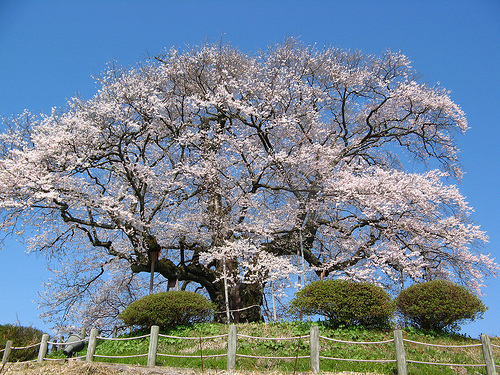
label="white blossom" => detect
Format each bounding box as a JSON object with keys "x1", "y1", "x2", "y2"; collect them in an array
[{"x1": 0, "y1": 39, "x2": 496, "y2": 331}]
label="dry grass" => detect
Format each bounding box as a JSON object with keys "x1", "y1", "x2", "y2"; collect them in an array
[
  {"x1": 0, "y1": 361, "x2": 382, "y2": 375},
  {"x1": 1, "y1": 361, "x2": 197, "y2": 375}
]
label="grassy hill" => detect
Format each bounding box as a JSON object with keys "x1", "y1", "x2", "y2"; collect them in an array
[{"x1": 41, "y1": 322, "x2": 499, "y2": 375}]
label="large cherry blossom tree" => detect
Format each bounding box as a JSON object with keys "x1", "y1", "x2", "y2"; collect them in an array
[{"x1": 0, "y1": 39, "x2": 496, "y2": 330}]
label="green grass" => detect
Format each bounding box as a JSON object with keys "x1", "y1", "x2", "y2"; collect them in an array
[{"x1": 44, "y1": 322, "x2": 499, "y2": 375}]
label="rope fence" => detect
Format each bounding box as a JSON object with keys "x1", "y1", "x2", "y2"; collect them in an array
[
  {"x1": 403, "y1": 338, "x2": 482, "y2": 348},
  {"x1": 402, "y1": 339, "x2": 486, "y2": 369},
  {"x1": 320, "y1": 335, "x2": 394, "y2": 345},
  {"x1": 9, "y1": 343, "x2": 40, "y2": 350},
  {"x1": 401, "y1": 335, "x2": 499, "y2": 374},
  {"x1": 97, "y1": 334, "x2": 150, "y2": 341},
  {"x1": 319, "y1": 356, "x2": 397, "y2": 363},
  {"x1": 405, "y1": 359, "x2": 485, "y2": 367},
  {"x1": 318, "y1": 333, "x2": 397, "y2": 367},
  {"x1": 1, "y1": 326, "x2": 498, "y2": 375},
  {"x1": 237, "y1": 333, "x2": 306, "y2": 341}
]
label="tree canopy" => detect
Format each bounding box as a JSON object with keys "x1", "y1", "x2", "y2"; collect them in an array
[{"x1": 0, "y1": 39, "x2": 496, "y2": 331}]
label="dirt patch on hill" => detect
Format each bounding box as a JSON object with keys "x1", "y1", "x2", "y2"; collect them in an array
[
  {"x1": 0, "y1": 361, "x2": 382, "y2": 375},
  {"x1": 1, "y1": 361, "x2": 197, "y2": 375}
]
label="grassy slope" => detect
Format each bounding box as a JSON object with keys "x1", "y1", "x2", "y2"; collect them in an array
[{"x1": 44, "y1": 322, "x2": 499, "y2": 375}]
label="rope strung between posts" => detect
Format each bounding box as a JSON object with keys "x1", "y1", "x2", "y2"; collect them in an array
[
  {"x1": 402, "y1": 337, "x2": 487, "y2": 368},
  {"x1": 237, "y1": 353, "x2": 309, "y2": 360},
  {"x1": 237, "y1": 333, "x2": 307, "y2": 341},
  {"x1": 157, "y1": 353, "x2": 227, "y2": 358},
  {"x1": 93, "y1": 353, "x2": 148, "y2": 359},
  {"x1": 47, "y1": 338, "x2": 89, "y2": 345},
  {"x1": 212, "y1": 303, "x2": 263, "y2": 322},
  {"x1": 319, "y1": 355, "x2": 397, "y2": 363},
  {"x1": 213, "y1": 304, "x2": 262, "y2": 314},
  {"x1": 319, "y1": 335, "x2": 393, "y2": 345},
  {"x1": 43, "y1": 357, "x2": 67, "y2": 361},
  {"x1": 158, "y1": 333, "x2": 228, "y2": 340},
  {"x1": 44, "y1": 355, "x2": 86, "y2": 360},
  {"x1": 406, "y1": 359, "x2": 486, "y2": 367},
  {"x1": 97, "y1": 333, "x2": 150, "y2": 341},
  {"x1": 403, "y1": 339, "x2": 482, "y2": 348},
  {"x1": 9, "y1": 343, "x2": 40, "y2": 350}
]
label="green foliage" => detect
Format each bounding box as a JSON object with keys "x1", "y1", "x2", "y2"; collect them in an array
[
  {"x1": 119, "y1": 291, "x2": 214, "y2": 329},
  {"x1": 396, "y1": 280, "x2": 487, "y2": 332},
  {"x1": 0, "y1": 324, "x2": 44, "y2": 362},
  {"x1": 290, "y1": 280, "x2": 395, "y2": 328},
  {"x1": 73, "y1": 322, "x2": 490, "y2": 375}
]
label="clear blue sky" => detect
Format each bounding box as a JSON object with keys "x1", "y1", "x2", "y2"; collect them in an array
[{"x1": 0, "y1": 0, "x2": 499, "y2": 338}]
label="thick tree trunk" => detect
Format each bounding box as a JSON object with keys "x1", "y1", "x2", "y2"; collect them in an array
[
  {"x1": 132, "y1": 257, "x2": 265, "y2": 323},
  {"x1": 211, "y1": 282, "x2": 264, "y2": 323},
  {"x1": 232, "y1": 282, "x2": 265, "y2": 323}
]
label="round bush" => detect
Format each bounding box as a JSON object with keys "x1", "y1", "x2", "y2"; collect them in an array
[
  {"x1": 396, "y1": 280, "x2": 487, "y2": 332},
  {"x1": 290, "y1": 279, "x2": 395, "y2": 328},
  {"x1": 119, "y1": 291, "x2": 214, "y2": 328}
]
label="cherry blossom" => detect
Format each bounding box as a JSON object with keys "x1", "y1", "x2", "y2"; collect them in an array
[{"x1": 0, "y1": 39, "x2": 496, "y2": 331}]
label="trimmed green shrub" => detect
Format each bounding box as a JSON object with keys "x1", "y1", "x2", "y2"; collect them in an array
[
  {"x1": 290, "y1": 279, "x2": 395, "y2": 328},
  {"x1": 0, "y1": 324, "x2": 44, "y2": 362},
  {"x1": 119, "y1": 291, "x2": 214, "y2": 328},
  {"x1": 396, "y1": 280, "x2": 487, "y2": 332}
]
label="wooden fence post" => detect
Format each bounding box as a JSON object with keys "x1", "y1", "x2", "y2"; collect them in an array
[
  {"x1": 227, "y1": 324, "x2": 237, "y2": 371},
  {"x1": 1, "y1": 340, "x2": 12, "y2": 364},
  {"x1": 58, "y1": 336, "x2": 65, "y2": 353},
  {"x1": 147, "y1": 325, "x2": 159, "y2": 367},
  {"x1": 393, "y1": 330, "x2": 407, "y2": 375},
  {"x1": 86, "y1": 328, "x2": 99, "y2": 362},
  {"x1": 481, "y1": 334, "x2": 497, "y2": 375},
  {"x1": 37, "y1": 333, "x2": 49, "y2": 363},
  {"x1": 310, "y1": 325, "x2": 320, "y2": 373}
]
